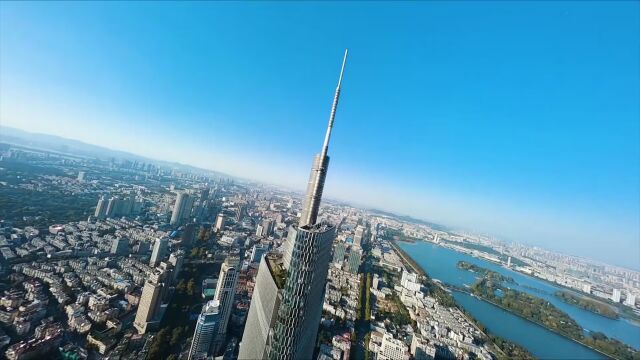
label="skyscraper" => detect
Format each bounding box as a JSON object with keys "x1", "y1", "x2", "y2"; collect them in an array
[
  {"x1": 171, "y1": 191, "x2": 194, "y2": 225},
  {"x1": 215, "y1": 214, "x2": 226, "y2": 232},
  {"x1": 110, "y1": 237, "x2": 129, "y2": 256},
  {"x1": 353, "y1": 225, "x2": 365, "y2": 247},
  {"x1": 134, "y1": 272, "x2": 164, "y2": 334},
  {"x1": 105, "y1": 196, "x2": 119, "y2": 218},
  {"x1": 168, "y1": 250, "x2": 185, "y2": 284},
  {"x1": 150, "y1": 237, "x2": 169, "y2": 267},
  {"x1": 212, "y1": 256, "x2": 240, "y2": 354},
  {"x1": 240, "y1": 50, "x2": 348, "y2": 360},
  {"x1": 261, "y1": 219, "x2": 274, "y2": 237},
  {"x1": 347, "y1": 247, "x2": 362, "y2": 274},
  {"x1": 94, "y1": 196, "x2": 108, "y2": 219},
  {"x1": 188, "y1": 300, "x2": 221, "y2": 360},
  {"x1": 333, "y1": 242, "x2": 347, "y2": 265}
]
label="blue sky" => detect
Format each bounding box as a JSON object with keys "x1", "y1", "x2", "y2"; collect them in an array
[{"x1": 1, "y1": 2, "x2": 638, "y2": 269}]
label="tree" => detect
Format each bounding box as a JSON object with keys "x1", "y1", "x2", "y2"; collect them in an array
[
  {"x1": 197, "y1": 227, "x2": 210, "y2": 242},
  {"x1": 187, "y1": 278, "x2": 196, "y2": 296},
  {"x1": 170, "y1": 327, "x2": 183, "y2": 347},
  {"x1": 148, "y1": 327, "x2": 170, "y2": 359},
  {"x1": 176, "y1": 279, "x2": 186, "y2": 294}
]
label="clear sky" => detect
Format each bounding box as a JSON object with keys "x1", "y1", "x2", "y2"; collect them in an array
[{"x1": 1, "y1": 1, "x2": 639, "y2": 269}]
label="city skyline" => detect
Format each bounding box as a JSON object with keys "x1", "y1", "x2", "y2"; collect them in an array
[{"x1": 1, "y1": 1, "x2": 638, "y2": 269}]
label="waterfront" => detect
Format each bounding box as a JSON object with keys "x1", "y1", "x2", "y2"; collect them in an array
[{"x1": 399, "y1": 241, "x2": 640, "y2": 358}]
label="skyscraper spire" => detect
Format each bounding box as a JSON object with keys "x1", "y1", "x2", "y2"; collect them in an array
[
  {"x1": 300, "y1": 49, "x2": 348, "y2": 227},
  {"x1": 321, "y1": 48, "x2": 348, "y2": 158},
  {"x1": 239, "y1": 51, "x2": 348, "y2": 360}
]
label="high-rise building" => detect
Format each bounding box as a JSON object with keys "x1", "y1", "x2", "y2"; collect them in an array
[
  {"x1": 110, "y1": 237, "x2": 129, "y2": 256},
  {"x1": 238, "y1": 255, "x2": 283, "y2": 360},
  {"x1": 250, "y1": 244, "x2": 269, "y2": 264},
  {"x1": 215, "y1": 214, "x2": 226, "y2": 232},
  {"x1": 612, "y1": 288, "x2": 622, "y2": 303},
  {"x1": 188, "y1": 300, "x2": 221, "y2": 360},
  {"x1": 94, "y1": 196, "x2": 108, "y2": 219},
  {"x1": 136, "y1": 241, "x2": 151, "y2": 255},
  {"x1": 261, "y1": 219, "x2": 274, "y2": 237},
  {"x1": 212, "y1": 256, "x2": 240, "y2": 353},
  {"x1": 77, "y1": 171, "x2": 86, "y2": 182},
  {"x1": 102, "y1": 195, "x2": 139, "y2": 219},
  {"x1": 353, "y1": 225, "x2": 365, "y2": 247},
  {"x1": 105, "y1": 196, "x2": 119, "y2": 218},
  {"x1": 150, "y1": 237, "x2": 169, "y2": 267},
  {"x1": 200, "y1": 187, "x2": 210, "y2": 202},
  {"x1": 235, "y1": 205, "x2": 246, "y2": 222},
  {"x1": 134, "y1": 273, "x2": 164, "y2": 334},
  {"x1": 347, "y1": 248, "x2": 362, "y2": 274},
  {"x1": 333, "y1": 242, "x2": 347, "y2": 265},
  {"x1": 240, "y1": 50, "x2": 348, "y2": 360},
  {"x1": 171, "y1": 192, "x2": 194, "y2": 225},
  {"x1": 181, "y1": 223, "x2": 197, "y2": 247},
  {"x1": 624, "y1": 293, "x2": 636, "y2": 307},
  {"x1": 168, "y1": 250, "x2": 185, "y2": 284},
  {"x1": 380, "y1": 333, "x2": 410, "y2": 360},
  {"x1": 256, "y1": 224, "x2": 265, "y2": 237}
]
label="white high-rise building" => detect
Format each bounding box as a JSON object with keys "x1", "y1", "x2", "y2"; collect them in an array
[
  {"x1": 77, "y1": 171, "x2": 86, "y2": 181},
  {"x1": 188, "y1": 300, "x2": 221, "y2": 360},
  {"x1": 624, "y1": 293, "x2": 636, "y2": 307},
  {"x1": 94, "y1": 196, "x2": 108, "y2": 219},
  {"x1": 612, "y1": 288, "x2": 622, "y2": 303},
  {"x1": 214, "y1": 214, "x2": 226, "y2": 232},
  {"x1": 212, "y1": 256, "x2": 240, "y2": 353},
  {"x1": 379, "y1": 333, "x2": 410, "y2": 360},
  {"x1": 401, "y1": 270, "x2": 421, "y2": 292},
  {"x1": 353, "y1": 225, "x2": 365, "y2": 247}
]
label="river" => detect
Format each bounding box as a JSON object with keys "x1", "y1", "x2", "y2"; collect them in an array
[{"x1": 398, "y1": 241, "x2": 640, "y2": 359}]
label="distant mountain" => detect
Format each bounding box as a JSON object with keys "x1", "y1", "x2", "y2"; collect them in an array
[
  {"x1": 0, "y1": 125, "x2": 231, "y2": 178},
  {"x1": 367, "y1": 207, "x2": 449, "y2": 231}
]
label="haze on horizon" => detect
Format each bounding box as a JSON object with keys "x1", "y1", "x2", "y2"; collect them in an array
[{"x1": 0, "y1": 1, "x2": 638, "y2": 269}]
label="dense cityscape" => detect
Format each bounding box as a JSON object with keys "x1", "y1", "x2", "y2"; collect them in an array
[
  {"x1": 1, "y1": 125, "x2": 639, "y2": 360},
  {"x1": 0, "y1": 1, "x2": 639, "y2": 358},
  {"x1": 0, "y1": 48, "x2": 639, "y2": 359}
]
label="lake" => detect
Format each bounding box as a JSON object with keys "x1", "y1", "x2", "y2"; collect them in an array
[{"x1": 399, "y1": 241, "x2": 640, "y2": 358}]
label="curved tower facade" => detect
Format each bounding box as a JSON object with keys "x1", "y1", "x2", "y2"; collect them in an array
[{"x1": 240, "y1": 49, "x2": 348, "y2": 360}]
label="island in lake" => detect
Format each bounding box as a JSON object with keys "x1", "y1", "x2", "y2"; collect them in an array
[
  {"x1": 555, "y1": 290, "x2": 619, "y2": 320},
  {"x1": 457, "y1": 261, "x2": 639, "y2": 360}
]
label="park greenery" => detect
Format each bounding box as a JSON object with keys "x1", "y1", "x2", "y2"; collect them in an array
[
  {"x1": 147, "y1": 253, "x2": 220, "y2": 359},
  {"x1": 555, "y1": 290, "x2": 619, "y2": 319},
  {"x1": 469, "y1": 273, "x2": 639, "y2": 360},
  {"x1": 377, "y1": 293, "x2": 413, "y2": 327},
  {"x1": 457, "y1": 261, "x2": 514, "y2": 283}
]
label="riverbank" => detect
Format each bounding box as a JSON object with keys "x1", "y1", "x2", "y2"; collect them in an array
[
  {"x1": 555, "y1": 290, "x2": 619, "y2": 320},
  {"x1": 421, "y1": 239, "x2": 640, "y2": 326},
  {"x1": 389, "y1": 240, "x2": 425, "y2": 276},
  {"x1": 456, "y1": 286, "x2": 615, "y2": 360},
  {"x1": 390, "y1": 240, "x2": 535, "y2": 359},
  {"x1": 456, "y1": 263, "x2": 638, "y2": 360}
]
